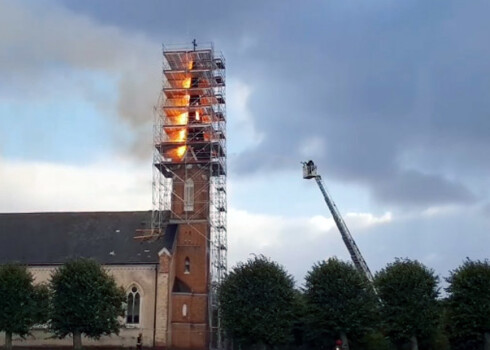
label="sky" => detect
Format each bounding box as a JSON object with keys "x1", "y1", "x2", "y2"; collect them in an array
[{"x1": 1, "y1": 0, "x2": 490, "y2": 288}]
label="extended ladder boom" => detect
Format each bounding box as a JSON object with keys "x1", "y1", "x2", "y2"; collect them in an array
[
  {"x1": 314, "y1": 176, "x2": 374, "y2": 283},
  {"x1": 303, "y1": 161, "x2": 374, "y2": 284}
]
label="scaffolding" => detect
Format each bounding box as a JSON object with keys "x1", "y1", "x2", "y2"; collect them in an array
[{"x1": 151, "y1": 42, "x2": 227, "y2": 349}]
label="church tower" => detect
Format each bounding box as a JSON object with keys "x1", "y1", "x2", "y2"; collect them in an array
[{"x1": 152, "y1": 42, "x2": 227, "y2": 349}]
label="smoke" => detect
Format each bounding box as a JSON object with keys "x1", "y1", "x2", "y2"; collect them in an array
[
  {"x1": 116, "y1": 68, "x2": 161, "y2": 158},
  {"x1": 0, "y1": 0, "x2": 161, "y2": 159}
]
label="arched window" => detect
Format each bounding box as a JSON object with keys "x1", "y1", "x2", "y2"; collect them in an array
[
  {"x1": 182, "y1": 304, "x2": 188, "y2": 317},
  {"x1": 184, "y1": 178, "x2": 194, "y2": 212},
  {"x1": 184, "y1": 257, "x2": 191, "y2": 274},
  {"x1": 127, "y1": 286, "x2": 140, "y2": 324}
]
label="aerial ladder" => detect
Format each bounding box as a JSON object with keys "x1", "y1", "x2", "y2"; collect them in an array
[{"x1": 303, "y1": 160, "x2": 375, "y2": 284}]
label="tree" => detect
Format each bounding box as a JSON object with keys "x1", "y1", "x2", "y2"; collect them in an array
[
  {"x1": 32, "y1": 283, "x2": 51, "y2": 326},
  {"x1": 445, "y1": 259, "x2": 490, "y2": 350},
  {"x1": 291, "y1": 289, "x2": 307, "y2": 347},
  {"x1": 218, "y1": 255, "x2": 296, "y2": 349},
  {"x1": 303, "y1": 258, "x2": 379, "y2": 349},
  {"x1": 375, "y1": 258, "x2": 440, "y2": 350},
  {"x1": 0, "y1": 264, "x2": 48, "y2": 350},
  {"x1": 50, "y1": 259, "x2": 126, "y2": 350}
]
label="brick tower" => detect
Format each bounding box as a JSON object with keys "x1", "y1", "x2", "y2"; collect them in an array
[{"x1": 152, "y1": 42, "x2": 227, "y2": 349}]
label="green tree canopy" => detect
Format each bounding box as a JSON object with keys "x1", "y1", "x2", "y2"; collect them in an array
[
  {"x1": 0, "y1": 264, "x2": 48, "y2": 350},
  {"x1": 375, "y1": 258, "x2": 440, "y2": 349},
  {"x1": 291, "y1": 289, "x2": 307, "y2": 347},
  {"x1": 303, "y1": 258, "x2": 379, "y2": 349},
  {"x1": 32, "y1": 283, "x2": 50, "y2": 326},
  {"x1": 445, "y1": 259, "x2": 490, "y2": 350},
  {"x1": 218, "y1": 255, "x2": 296, "y2": 349},
  {"x1": 50, "y1": 259, "x2": 126, "y2": 350}
]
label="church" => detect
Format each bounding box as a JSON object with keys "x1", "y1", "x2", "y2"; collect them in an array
[
  {"x1": 0, "y1": 44, "x2": 228, "y2": 350},
  {"x1": 0, "y1": 210, "x2": 203, "y2": 349}
]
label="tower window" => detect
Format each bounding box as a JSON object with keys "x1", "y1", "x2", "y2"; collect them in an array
[
  {"x1": 127, "y1": 286, "x2": 141, "y2": 325},
  {"x1": 182, "y1": 304, "x2": 188, "y2": 317},
  {"x1": 184, "y1": 257, "x2": 191, "y2": 274},
  {"x1": 184, "y1": 178, "x2": 194, "y2": 212}
]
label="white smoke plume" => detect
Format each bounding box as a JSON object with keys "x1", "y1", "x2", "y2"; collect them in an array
[{"x1": 0, "y1": 0, "x2": 161, "y2": 158}]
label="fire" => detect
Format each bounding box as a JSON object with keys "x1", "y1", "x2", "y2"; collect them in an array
[
  {"x1": 195, "y1": 111, "x2": 200, "y2": 121},
  {"x1": 177, "y1": 128, "x2": 187, "y2": 142},
  {"x1": 176, "y1": 112, "x2": 188, "y2": 125},
  {"x1": 174, "y1": 95, "x2": 190, "y2": 107},
  {"x1": 165, "y1": 128, "x2": 187, "y2": 142},
  {"x1": 162, "y1": 60, "x2": 193, "y2": 162},
  {"x1": 177, "y1": 145, "x2": 187, "y2": 157},
  {"x1": 165, "y1": 145, "x2": 187, "y2": 161}
]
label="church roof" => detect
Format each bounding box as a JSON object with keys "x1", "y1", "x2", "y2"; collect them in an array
[{"x1": 0, "y1": 211, "x2": 177, "y2": 265}]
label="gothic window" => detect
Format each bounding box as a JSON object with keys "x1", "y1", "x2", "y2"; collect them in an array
[
  {"x1": 182, "y1": 303, "x2": 188, "y2": 317},
  {"x1": 127, "y1": 286, "x2": 140, "y2": 325},
  {"x1": 184, "y1": 257, "x2": 191, "y2": 274},
  {"x1": 184, "y1": 178, "x2": 194, "y2": 212}
]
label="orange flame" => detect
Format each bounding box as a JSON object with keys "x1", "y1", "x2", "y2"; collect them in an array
[
  {"x1": 177, "y1": 128, "x2": 187, "y2": 142},
  {"x1": 173, "y1": 95, "x2": 190, "y2": 107},
  {"x1": 165, "y1": 128, "x2": 187, "y2": 142},
  {"x1": 187, "y1": 60, "x2": 193, "y2": 70},
  {"x1": 164, "y1": 71, "x2": 191, "y2": 162},
  {"x1": 176, "y1": 112, "x2": 188, "y2": 125},
  {"x1": 177, "y1": 145, "x2": 187, "y2": 157},
  {"x1": 165, "y1": 145, "x2": 187, "y2": 161}
]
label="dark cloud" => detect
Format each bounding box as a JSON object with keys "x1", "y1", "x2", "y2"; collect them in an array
[
  {"x1": 374, "y1": 170, "x2": 475, "y2": 206},
  {"x1": 8, "y1": 0, "x2": 490, "y2": 206}
]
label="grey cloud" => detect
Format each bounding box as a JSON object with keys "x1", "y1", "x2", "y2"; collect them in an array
[
  {"x1": 374, "y1": 170, "x2": 476, "y2": 206},
  {"x1": 480, "y1": 203, "x2": 490, "y2": 218},
  {"x1": 8, "y1": 0, "x2": 490, "y2": 206},
  {"x1": 225, "y1": 0, "x2": 489, "y2": 207}
]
